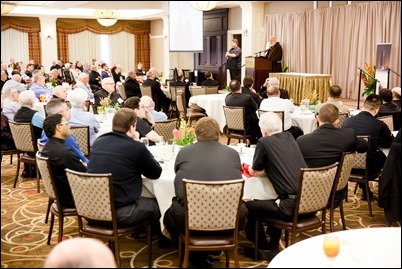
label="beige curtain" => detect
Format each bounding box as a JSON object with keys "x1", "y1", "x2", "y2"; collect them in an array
[{"x1": 265, "y1": 1, "x2": 401, "y2": 99}]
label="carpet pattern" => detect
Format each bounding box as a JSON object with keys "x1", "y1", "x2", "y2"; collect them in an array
[{"x1": 1, "y1": 154, "x2": 395, "y2": 268}]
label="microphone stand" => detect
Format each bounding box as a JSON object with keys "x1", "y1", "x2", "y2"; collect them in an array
[{"x1": 357, "y1": 67, "x2": 380, "y2": 109}]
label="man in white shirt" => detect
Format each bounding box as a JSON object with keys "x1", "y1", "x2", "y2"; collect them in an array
[{"x1": 140, "y1": 95, "x2": 168, "y2": 122}]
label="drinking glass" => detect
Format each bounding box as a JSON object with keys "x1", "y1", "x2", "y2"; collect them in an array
[
  {"x1": 238, "y1": 142, "x2": 246, "y2": 154},
  {"x1": 323, "y1": 234, "x2": 340, "y2": 267},
  {"x1": 140, "y1": 137, "x2": 149, "y2": 147},
  {"x1": 156, "y1": 136, "x2": 165, "y2": 147}
]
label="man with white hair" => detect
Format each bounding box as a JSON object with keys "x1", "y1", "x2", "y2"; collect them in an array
[
  {"x1": 29, "y1": 74, "x2": 52, "y2": 98},
  {"x1": 63, "y1": 62, "x2": 75, "y2": 85},
  {"x1": 74, "y1": 73, "x2": 94, "y2": 100},
  {"x1": 3, "y1": 74, "x2": 26, "y2": 93},
  {"x1": 14, "y1": 90, "x2": 45, "y2": 178},
  {"x1": 140, "y1": 95, "x2": 167, "y2": 122},
  {"x1": 93, "y1": 77, "x2": 123, "y2": 112},
  {"x1": 1, "y1": 87, "x2": 21, "y2": 121},
  {"x1": 69, "y1": 88, "x2": 99, "y2": 146},
  {"x1": 259, "y1": 77, "x2": 289, "y2": 99},
  {"x1": 44, "y1": 238, "x2": 117, "y2": 268},
  {"x1": 244, "y1": 112, "x2": 307, "y2": 261},
  {"x1": 52, "y1": 85, "x2": 68, "y2": 101}
]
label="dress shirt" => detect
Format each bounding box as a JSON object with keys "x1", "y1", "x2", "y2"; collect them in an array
[
  {"x1": 69, "y1": 107, "x2": 100, "y2": 146},
  {"x1": 2, "y1": 98, "x2": 21, "y2": 121},
  {"x1": 74, "y1": 81, "x2": 94, "y2": 100},
  {"x1": 29, "y1": 83, "x2": 53, "y2": 98},
  {"x1": 149, "y1": 108, "x2": 168, "y2": 122},
  {"x1": 260, "y1": 97, "x2": 295, "y2": 130},
  {"x1": 3, "y1": 79, "x2": 26, "y2": 93}
]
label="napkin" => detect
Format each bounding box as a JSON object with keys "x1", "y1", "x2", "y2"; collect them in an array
[{"x1": 241, "y1": 163, "x2": 252, "y2": 178}]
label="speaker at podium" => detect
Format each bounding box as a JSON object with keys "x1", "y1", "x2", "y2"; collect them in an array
[{"x1": 245, "y1": 56, "x2": 272, "y2": 92}]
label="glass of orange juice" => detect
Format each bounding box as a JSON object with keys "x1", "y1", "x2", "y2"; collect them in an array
[{"x1": 323, "y1": 234, "x2": 340, "y2": 267}]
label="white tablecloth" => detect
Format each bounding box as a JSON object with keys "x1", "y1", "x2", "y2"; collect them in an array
[
  {"x1": 188, "y1": 93, "x2": 228, "y2": 132},
  {"x1": 290, "y1": 108, "x2": 317, "y2": 134},
  {"x1": 141, "y1": 144, "x2": 277, "y2": 232},
  {"x1": 268, "y1": 227, "x2": 401, "y2": 268}
]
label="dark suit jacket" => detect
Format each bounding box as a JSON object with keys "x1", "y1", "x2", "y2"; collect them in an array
[
  {"x1": 93, "y1": 88, "x2": 122, "y2": 111},
  {"x1": 259, "y1": 86, "x2": 289, "y2": 99},
  {"x1": 242, "y1": 86, "x2": 262, "y2": 106},
  {"x1": 266, "y1": 42, "x2": 283, "y2": 72},
  {"x1": 142, "y1": 78, "x2": 169, "y2": 111},
  {"x1": 342, "y1": 111, "x2": 394, "y2": 176},
  {"x1": 124, "y1": 77, "x2": 141, "y2": 98},
  {"x1": 297, "y1": 124, "x2": 368, "y2": 168},
  {"x1": 201, "y1": 79, "x2": 219, "y2": 87},
  {"x1": 225, "y1": 92, "x2": 260, "y2": 140}
]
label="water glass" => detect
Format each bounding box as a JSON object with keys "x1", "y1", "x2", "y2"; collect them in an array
[
  {"x1": 238, "y1": 142, "x2": 246, "y2": 154},
  {"x1": 140, "y1": 137, "x2": 149, "y2": 147}
]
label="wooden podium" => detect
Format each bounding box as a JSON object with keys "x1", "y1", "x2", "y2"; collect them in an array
[{"x1": 245, "y1": 56, "x2": 272, "y2": 92}]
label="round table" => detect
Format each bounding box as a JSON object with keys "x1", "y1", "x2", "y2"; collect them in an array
[{"x1": 268, "y1": 227, "x2": 401, "y2": 268}]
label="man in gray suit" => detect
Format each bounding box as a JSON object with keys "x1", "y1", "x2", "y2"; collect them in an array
[{"x1": 163, "y1": 117, "x2": 248, "y2": 268}]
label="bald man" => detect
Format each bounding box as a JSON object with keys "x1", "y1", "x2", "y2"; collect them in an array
[
  {"x1": 265, "y1": 35, "x2": 283, "y2": 72},
  {"x1": 43, "y1": 238, "x2": 117, "y2": 268}
]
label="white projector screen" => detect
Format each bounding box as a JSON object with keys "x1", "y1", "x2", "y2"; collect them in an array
[{"x1": 169, "y1": 1, "x2": 203, "y2": 52}]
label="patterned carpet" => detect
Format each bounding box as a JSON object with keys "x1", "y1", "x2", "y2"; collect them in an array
[{"x1": 1, "y1": 154, "x2": 395, "y2": 268}]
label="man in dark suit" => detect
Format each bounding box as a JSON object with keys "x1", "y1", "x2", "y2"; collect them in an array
[
  {"x1": 124, "y1": 70, "x2": 141, "y2": 98},
  {"x1": 342, "y1": 94, "x2": 394, "y2": 199},
  {"x1": 297, "y1": 104, "x2": 368, "y2": 203},
  {"x1": 242, "y1": 76, "x2": 262, "y2": 106},
  {"x1": 265, "y1": 35, "x2": 283, "y2": 73},
  {"x1": 259, "y1": 77, "x2": 289, "y2": 99},
  {"x1": 225, "y1": 79, "x2": 261, "y2": 144},
  {"x1": 201, "y1": 71, "x2": 219, "y2": 87},
  {"x1": 142, "y1": 70, "x2": 169, "y2": 112},
  {"x1": 163, "y1": 117, "x2": 248, "y2": 267},
  {"x1": 93, "y1": 77, "x2": 123, "y2": 112}
]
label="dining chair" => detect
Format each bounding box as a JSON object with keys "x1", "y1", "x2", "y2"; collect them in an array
[
  {"x1": 257, "y1": 110, "x2": 285, "y2": 131},
  {"x1": 203, "y1": 85, "x2": 219, "y2": 95},
  {"x1": 328, "y1": 151, "x2": 356, "y2": 232},
  {"x1": 377, "y1": 115, "x2": 394, "y2": 132},
  {"x1": 334, "y1": 112, "x2": 349, "y2": 128},
  {"x1": 69, "y1": 125, "x2": 90, "y2": 157},
  {"x1": 377, "y1": 111, "x2": 401, "y2": 131},
  {"x1": 179, "y1": 178, "x2": 245, "y2": 268},
  {"x1": 169, "y1": 86, "x2": 186, "y2": 119},
  {"x1": 36, "y1": 152, "x2": 77, "y2": 244},
  {"x1": 116, "y1": 83, "x2": 127, "y2": 100},
  {"x1": 348, "y1": 135, "x2": 380, "y2": 218},
  {"x1": 256, "y1": 162, "x2": 339, "y2": 255},
  {"x1": 140, "y1": 85, "x2": 153, "y2": 98},
  {"x1": 189, "y1": 86, "x2": 205, "y2": 97},
  {"x1": 153, "y1": 119, "x2": 178, "y2": 144},
  {"x1": 1, "y1": 112, "x2": 17, "y2": 165},
  {"x1": 65, "y1": 169, "x2": 152, "y2": 268},
  {"x1": 176, "y1": 92, "x2": 206, "y2": 125},
  {"x1": 223, "y1": 106, "x2": 252, "y2": 145},
  {"x1": 8, "y1": 121, "x2": 40, "y2": 193}
]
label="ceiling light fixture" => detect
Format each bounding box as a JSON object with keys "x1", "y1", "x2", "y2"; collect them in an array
[
  {"x1": 188, "y1": 1, "x2": 218, "y2": 11},
  {"x1": 95, "y1": 9, "x2": 119, "y2": 27},
  {"x1": 1, "y1": 1, "x2": 17, "y2": 15}
]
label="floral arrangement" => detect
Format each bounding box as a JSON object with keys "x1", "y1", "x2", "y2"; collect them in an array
[
  {"x1": 98, "y1": 94, "x2": 120, "y2": 113},
  {"x1": 305, "y1": 89, "x2": 319, "y2": 105},
  {"x1": 172, "y1": 118, "x2": 196, "y2": 146},
  {"x1": 39, "y1": 94, "x2": 48, "y2": 103},
  {"x1": 359, "y1": 62, "x2": 376, "y2": 97}
]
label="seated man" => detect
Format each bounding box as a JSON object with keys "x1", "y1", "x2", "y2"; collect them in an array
[
  {"x1": 40, "y1": 98, "x2": 89, "y2": 164},
  {"x1": 201, "y1": 71, "x2": 219, "y2": 87},
  {"x1": 124, "y1": 70, "x2": 141, "y2": 98},
  {"x1": 93, "y1": 77, "x2": 123, "y2": 112},
  {"x1": 140, "y1": 95, "x2": 168, "y2": 122},
  {"x1": 297, "y1": 104, "x2": 368, "y2": 203},
  {"x1": 378, "y1": 88, "x2": 400, "y2": 114},
  {"x1": 342, "y1": 94, "x2": 394, "y2": 200},
  {"x1": 142, "y1": 70, "x2": 170, "y2": 112},
  {"x1": 124, "y1": 97, "x2": 162, "y2": 145},
  {"x1": 225, "y1": 79, "x2": 261, "y2": 144},
  {"x1": 391, "y1": 87, "x2": 401, "y2": 108},
  {"x1": 41, "y1": 114, "x2": 87, "y2": 208},
  {"x1": 164, "y1": 117, "x2": 248, "y2": 267},
  {"x1": 245, "y1": 112, "x2": 307, "y2": 261},
  {"x1": 88, "y1": 108, "x2": 162, "y2": 229},
  {"x1": 315, "y1": 85, "x2": 351, "y2": 115},
  {"x1": 242, "y1": 76, "x2": 262, "y2": 106},
  {"x1": 259, "y1": 77, "x2": 289, "y2": 99}
]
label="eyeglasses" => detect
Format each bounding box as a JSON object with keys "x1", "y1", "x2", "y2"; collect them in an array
[{"x1": 59, "y1": 121, "x2": 70, "y2": 126}]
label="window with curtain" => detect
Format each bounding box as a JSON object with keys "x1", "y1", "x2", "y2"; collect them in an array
[
  {"x1": 68, "y1": 30, "x2": 134, "y2": 75},
  {"x1": 1, "y1": 28, "x2": 29, "y2": 67}
]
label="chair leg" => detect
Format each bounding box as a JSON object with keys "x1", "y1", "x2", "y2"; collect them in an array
[
  {"x1": 147, "y1": 223, "x2": 152, "y2": 268},
  {"x1": 353, "y1": 182, "x2": 358, "y2": 194},
  {"x1": 182, "y1": 244, "x2": 189, "y2": 268},
  {"x1": 365, "y1": 182, "x2": 373, "y2": 218},
  {"x1": 345, "y1": 182, "x2": 349, "y2": 202},
  {"x1": 284, "y1": 231, "x2": 289, "y2": 247},
  {"x1": 227, "y1": 137, "x2": 231, "y2": 145},
  {"x1": 233, "y1": 246, "x2": 240, "y2": 268},
  {"x1": 329, "y1": 207, "x2": 335, "y2": 233},
  {"x1": 47, "y1": 213, "x2": 55, "y2": 245},
  {"x1": 13, "y1": 159, "x2": 21, "y2": 188},
  {"x1": 225, "y1": 250, "x2": 229, "y2": 268},
  {"x1": 44, "y1": 198, "x2": 52, "y2": 224},
  {"x1": 114, "y1": 238, "x2": 121, "y2": 268},
  {"x1": 57, "y1": 214, "x2": 64, "y2": 243},
  {"x1": 339, "y1": 200, "x2": 346, "y2": 230},
  {"x1": 254, "y1": 220, "x2": 259, "y2": 261},
  {"x1": 178, "y1": 237, "x2": 183, "y2": 268},
  {"x1": 36, "y1": 165, "x2": 40, "y2": 193}
]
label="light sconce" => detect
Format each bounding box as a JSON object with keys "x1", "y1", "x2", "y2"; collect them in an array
[
  {"x1": 188, "y1": 1, "x2": 218, "y2": 11},
  {"x1": 243, "y1": 29, "x2": 248, "y2": 37},
  {"x1": 1, "y1": 1, "x2": 17, "y2": 15},
  {"x1": 95, "y1": 9, "x2": 119, "y2": 27},
  {"x1": 46, "y1": 35, "x2": 52, "y2": 40}
]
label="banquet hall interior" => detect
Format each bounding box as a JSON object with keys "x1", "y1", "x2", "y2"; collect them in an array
[{"x1": 1, "y1": 1, "x2": 401, "y2": 268}]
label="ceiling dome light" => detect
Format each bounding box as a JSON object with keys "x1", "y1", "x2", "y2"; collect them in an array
[
  {"x1": 188, "y1": 1, "x2": 218, "y2": 11},
  {"x1": 95, "y1": 9, "x2": 119, "y2": 27}
]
